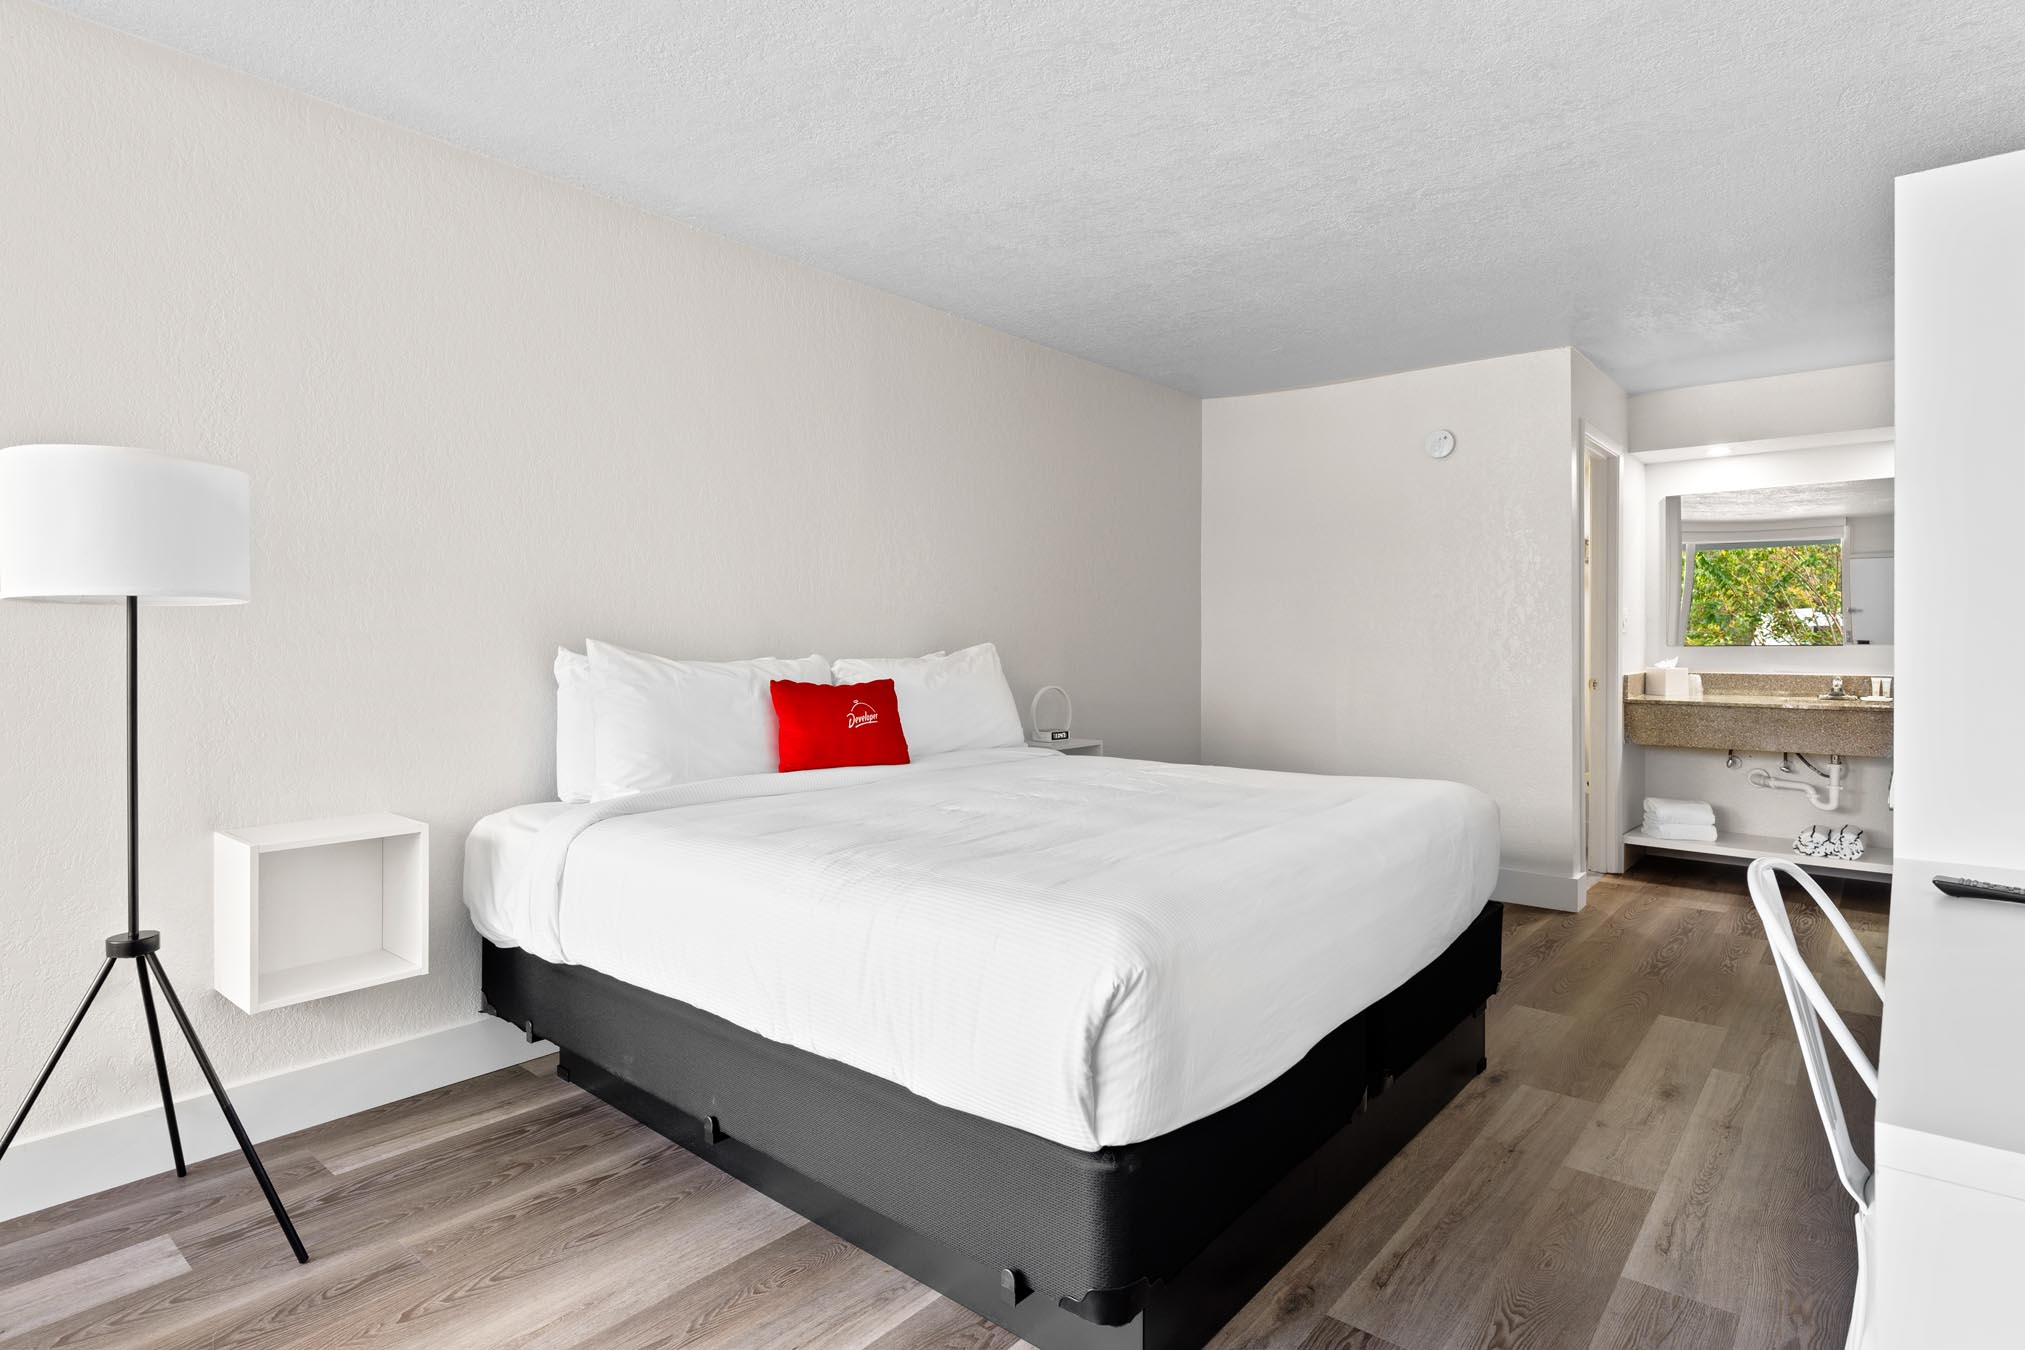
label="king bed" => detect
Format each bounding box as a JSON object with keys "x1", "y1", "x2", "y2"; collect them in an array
[{"x1": 466, "y1": 746, "x2": 1502, "y2": 1350}]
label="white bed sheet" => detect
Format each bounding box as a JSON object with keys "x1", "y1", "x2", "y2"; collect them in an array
[
  {"x1": 464, "y1": 800, "x2": 573, "y2": 947},
  {"x1": 463, "y1": 749, "x2": 1498, "y2": 1151}
]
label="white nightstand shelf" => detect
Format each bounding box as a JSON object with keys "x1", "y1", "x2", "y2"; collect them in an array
[
  {"x1": 1028, "y1": 736, "x2": 1104, "y2": 755},
  {"x1": 214, "y1": 813, "x2": 429, "y2": 1013}
]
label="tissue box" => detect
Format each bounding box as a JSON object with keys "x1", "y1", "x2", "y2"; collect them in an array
[{"x1": 1645, "y1": 667, "x2": 1695, "y2": 699}]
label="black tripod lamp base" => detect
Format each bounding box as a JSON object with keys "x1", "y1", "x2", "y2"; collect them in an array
[
  {"x1": 0, "y1": 937, "x2": 310, "y2": 1265},
  {"x1": 105, "y1": 930, "x2": 161, "y2": 959}
]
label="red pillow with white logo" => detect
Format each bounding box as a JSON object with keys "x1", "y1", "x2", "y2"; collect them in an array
[{"x1": 770, "y1": 678, "x2": 911, "y2": 772}]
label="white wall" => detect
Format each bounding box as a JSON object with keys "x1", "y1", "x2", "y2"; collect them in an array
[
  {"x1": 1895, "y1": 149, "x2": 2025, "y2": 869},
  {"x1": 0, "y1": 1, "x2": 1202, "y2": 1142},
  {"x1": 1848, "y1": 513, "x2": 1894, "y2": 556},
  {"x1": 1574, "y1": 350, "x2": 1631, "y2": 454},
  {"x1": 1628, "y1": 361, "x2": 1893, "y2": 452},
  {"x1": 1201, "y1": 349, "x2": 1587, "y2": 901}
]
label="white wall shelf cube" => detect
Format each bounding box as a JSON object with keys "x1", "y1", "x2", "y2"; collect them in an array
[{"x1": 214, "y1": 813, "x2": 429, "y2": 1013}]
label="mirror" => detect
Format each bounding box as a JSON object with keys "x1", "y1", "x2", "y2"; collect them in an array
[{"x1": 1668, "y1": 477, "x2": 1894, "y2": 647}]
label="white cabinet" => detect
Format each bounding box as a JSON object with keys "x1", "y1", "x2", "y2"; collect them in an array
[{"x1": 213, "y1": 814, "x2": 429, "y2": 1013}]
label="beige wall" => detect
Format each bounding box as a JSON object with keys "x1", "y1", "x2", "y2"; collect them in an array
[
  {"x1": 1627, "y1": 361, "x2": 1894, "y2": 452},
  {"x1": 1201, "y1": 349, "x2": 1586, "y2": 894},
  {"x1": 0, "y1": 1, "x2": 1201, "y2": 1137}
]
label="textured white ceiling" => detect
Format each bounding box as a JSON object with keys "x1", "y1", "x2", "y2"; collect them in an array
[
  {"x1": 41, "y1": 0, "x2": 2025, "y2": 395},
  {"x1": 1682, "y1": 477, "x2": 1894, "y2": 523}
]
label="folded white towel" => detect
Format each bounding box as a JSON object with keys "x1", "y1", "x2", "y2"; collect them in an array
[
  {"x1": 1643, "y1": 797, "x2": 1716, "y2": 825},
  {"x1": 1642, "y1": 820, "x2": 1719, "y2": 843}
]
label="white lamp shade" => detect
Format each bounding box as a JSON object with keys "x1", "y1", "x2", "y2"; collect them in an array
[{"x1": 0, "y1": 445, "x2": 250, "y2": 604}]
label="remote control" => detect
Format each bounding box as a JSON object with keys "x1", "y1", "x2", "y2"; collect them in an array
[{"x1": 1932, "y1": 875, "x2": 2025, "y2": 905}]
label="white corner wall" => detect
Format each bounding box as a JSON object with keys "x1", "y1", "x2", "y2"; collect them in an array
[
  {"x1": 1201, "y1": 349, "x2": 1588, "y2": 904},
  {"x1": 1895, "y1": 150, "x2": 2025, "y2": 869},
  {"x1": 0, "y1": 0, "x2": 1201, "y2": 1155}
]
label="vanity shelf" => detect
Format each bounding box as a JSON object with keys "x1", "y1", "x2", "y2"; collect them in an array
[{"x1": 1623, "y1": 826, "x2": 1892, "y2": 878}]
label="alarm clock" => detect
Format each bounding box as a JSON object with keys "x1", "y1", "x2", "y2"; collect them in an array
[{"x1": 1030, "y1": 685, "x2": 1073, "y2": 740}]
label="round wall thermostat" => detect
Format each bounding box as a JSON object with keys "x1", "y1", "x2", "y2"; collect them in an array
[{"x1": 1425, "y1": 429, "x2": 1456, "y2": 460}]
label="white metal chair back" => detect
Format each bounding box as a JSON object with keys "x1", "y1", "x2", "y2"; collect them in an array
[
  {"x1": 1747, "y1": 857, "x2": 1886, "y2": 1350},
  {"x1": 1747, "y1": 857, "x2": 1885, "y2": 1208}
]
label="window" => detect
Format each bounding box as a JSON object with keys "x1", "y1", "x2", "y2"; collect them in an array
[{"x1": 1682, "y1": 538, "x2": 1844, "y2": 646}]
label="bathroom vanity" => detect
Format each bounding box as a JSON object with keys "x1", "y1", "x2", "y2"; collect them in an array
[{"x1": 1622, "y1": 673, "x2": 1894, "y2": 878}]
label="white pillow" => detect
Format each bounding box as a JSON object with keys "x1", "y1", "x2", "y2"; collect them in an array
[
  {"x1": 831, "y1": 643, "x2": 1024, "y2": 758},
  {"x1": 555, "y1": 647, "x2": 596, "y2": 804},
  {"x1": 587, "y1": 640, "x2": 830, "y2": 797}
]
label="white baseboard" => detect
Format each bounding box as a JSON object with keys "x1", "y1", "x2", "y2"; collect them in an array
[
  {"x1": 0, "y1": 1015, "x2": 553, "y2": 1223},
  {"x1": 1495, "y1": 866, "x2": 1597, "y2": 913}
]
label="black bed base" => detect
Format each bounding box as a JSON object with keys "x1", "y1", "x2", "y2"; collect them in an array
[
  {"x1": 483, "y1": 902, "x2": 1499, "y2": 1350},
  {"x1": 559, "y1": 1010, "x2": 1482, "y2": 1350}
]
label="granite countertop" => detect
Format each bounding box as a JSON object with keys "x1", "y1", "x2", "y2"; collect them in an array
[{"x1": 1624, "y1": 691, "x2": 1894, "y2": 712}]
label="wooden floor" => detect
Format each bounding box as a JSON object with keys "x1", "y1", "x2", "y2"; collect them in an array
[{"x1": 0, "y1": 859, "x2": 1888, "y2": 1350}]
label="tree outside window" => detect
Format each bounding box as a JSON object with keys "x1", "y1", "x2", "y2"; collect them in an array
[{"x1": 1684, "y1": 541, "x2": 1844, "y2": 646}]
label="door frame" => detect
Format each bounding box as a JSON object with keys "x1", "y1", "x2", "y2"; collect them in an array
[{"x1": 1577, "y1": 423, "x2": 1626, "y2": 875}]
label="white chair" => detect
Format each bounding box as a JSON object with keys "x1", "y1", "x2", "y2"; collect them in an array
[{"x1": 1746, "y1": 857, "x2": 1886, "y2": 1350}]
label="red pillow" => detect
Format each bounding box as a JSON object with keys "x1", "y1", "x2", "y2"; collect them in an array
[{"x1": 770, "y1": 679, "x2": 911, "y2": 772}]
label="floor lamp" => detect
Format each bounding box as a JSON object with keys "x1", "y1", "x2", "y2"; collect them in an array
[{"x1": 0, "y1": 444, "x2": 308, "y2": 1263}]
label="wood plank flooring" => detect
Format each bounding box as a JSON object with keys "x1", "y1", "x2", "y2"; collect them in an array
[{"x1": 0, "y1": 859, "x2": 1886, "y2": 1350}]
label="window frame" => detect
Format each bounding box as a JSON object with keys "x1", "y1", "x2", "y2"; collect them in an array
[{"x1": 1674, "y1": 516, "x2": 1851, "y2": 648}]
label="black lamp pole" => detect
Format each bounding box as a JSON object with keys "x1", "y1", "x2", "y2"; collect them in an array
[{"x1": 0, "y1": 598, "x2": 308, "y2": 1263}]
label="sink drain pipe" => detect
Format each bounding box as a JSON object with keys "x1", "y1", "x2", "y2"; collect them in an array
[{"x1": 1748, "y1": 753, "x2": 1845, "y2": 810}]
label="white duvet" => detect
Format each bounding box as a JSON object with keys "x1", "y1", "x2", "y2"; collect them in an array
[{"x1": 464, "y1": 748, "x2": 1498, "y2": 1151}]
